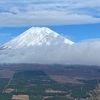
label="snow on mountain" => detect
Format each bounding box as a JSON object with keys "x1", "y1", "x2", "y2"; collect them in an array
[{"x1": 1, "y1": 27, "x2": 74, "y2": 49}]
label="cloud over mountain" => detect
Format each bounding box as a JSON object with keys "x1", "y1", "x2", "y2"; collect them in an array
[{"x1": 0, "y1": 27, "x2": 100, "y2": 66}]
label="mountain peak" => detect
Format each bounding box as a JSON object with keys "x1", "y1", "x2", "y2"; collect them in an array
[
  {"x1": 23, "y1": 27, "x2": 59, "y2": 37},
  {"x1": 1, "y1": 27, "x2": 74, "y2": 49}
]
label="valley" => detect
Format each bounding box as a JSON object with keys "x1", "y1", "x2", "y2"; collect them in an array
[{"x1": 0, "y1": 64, "x2": 100, "y2": 100}]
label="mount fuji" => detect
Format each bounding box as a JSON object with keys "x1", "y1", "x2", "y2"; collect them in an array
[
  {"x1": 0, "y1": 27, "x2": 74, "y2": 64},
  {"x1": 0, "y1": 27, "x2": 100, "y2": 65},
  {"x1": 1, "y1": 27, "x2": 74, "y2": 50}
]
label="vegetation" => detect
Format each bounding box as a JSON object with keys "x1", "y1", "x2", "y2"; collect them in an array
[
  {"x1": 64, "y1": 79, "x2": 100, "y2": 98},
  {"x1": 0, "y1": 94, "x2": 12, "y2": 100},
  {"x1": 8, "y1": 70, "x2": 67, "y2": 96},
  {"x1": 0, "y1": 78, "x2": 10, "y2": 93},
  {"x1": 0, "y1": 69, "x2": 99, "y2": 100},
  {"x1": 29, "y1": 95, "x2": 42, "y2": 100}
]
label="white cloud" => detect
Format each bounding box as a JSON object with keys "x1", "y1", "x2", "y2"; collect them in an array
[
  {"x1": 1, "y1": 39, "x2": 100, "y2": 65},
  {"x1": 0, "y1": 0, "x2": 100, "y2": 26}
]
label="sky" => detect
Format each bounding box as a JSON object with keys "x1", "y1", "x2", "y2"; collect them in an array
[
  {"x1": 0, "y1": 0, "x2": 100, "y2": 65},
  {"x1": 0, "y1": 0, "x2": 100, "y2": 45}
]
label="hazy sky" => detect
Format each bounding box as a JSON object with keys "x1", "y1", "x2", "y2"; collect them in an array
[{"x1": 0, "y1": 0, "x2": 100, "y2": 45}]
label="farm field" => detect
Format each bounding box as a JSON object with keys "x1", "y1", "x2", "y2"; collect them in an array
[{"x1": 0, "y1": 64, "x2": 100, "y2": 100}]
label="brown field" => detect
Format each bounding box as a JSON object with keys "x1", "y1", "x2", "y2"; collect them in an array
[
  {"x1": 0, "y1": 69, "x2": 14, "y2": 78},
  {"x1": 0, "y1": 64, "x2": 100, "y2": 84},
  {"x1": 12, "y1": 95, "x2": 29, "y2": 100}
]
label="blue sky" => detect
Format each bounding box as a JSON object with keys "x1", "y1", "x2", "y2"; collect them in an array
[{"x1": 0, "y1": 0, "x2": 100, "y2": 45}]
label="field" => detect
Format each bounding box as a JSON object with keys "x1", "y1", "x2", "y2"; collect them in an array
[{"x1": 0, "y1": 64, "x2": 100, "y2": 100}]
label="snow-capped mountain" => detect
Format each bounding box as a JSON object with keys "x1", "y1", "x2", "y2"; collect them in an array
[
  {"x1": 0, "y1": 27, "x2": 100, "y2": 65},
  {"x1": 1, "y1": 27, "x2": 74, "y2": 49},
  {"x1": 0, "y1": 27, "x2": 75, "y2": 64}
]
